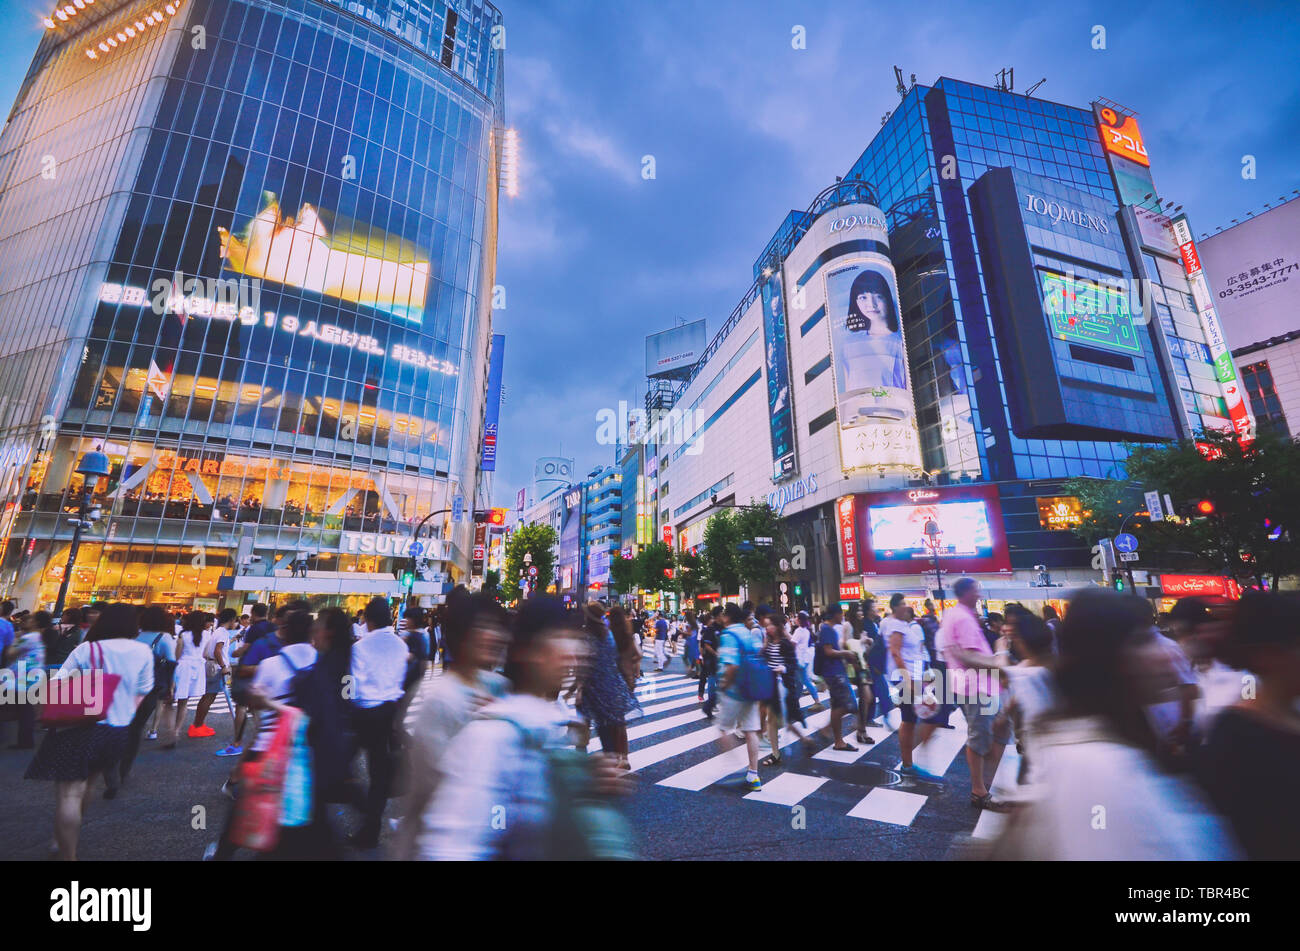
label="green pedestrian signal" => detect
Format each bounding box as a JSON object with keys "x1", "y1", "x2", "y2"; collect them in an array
[
  {"x1": 1112, "y1": 575, "x2": 1127, "y2": 592},
  {"x1": 401, "y1": 570, "x2": 415, "y2": 589},
  {"x1": 793, "y1": 584, "x2": 803, "y2": 596}
]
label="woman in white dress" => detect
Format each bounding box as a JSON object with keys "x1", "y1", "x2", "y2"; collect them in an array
[{"x1": 169, "y1": 611, "x2": 214, "y2": 745}]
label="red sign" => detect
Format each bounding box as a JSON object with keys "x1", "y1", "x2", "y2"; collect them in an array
[
  {"x1": 1097, "y1": 107, "x2": 1150, "y2": 167},
  {"x1": 839, "y1": 581, "x2": 862, "y2": 601},
  {"x1": 837, "y1": 496, "x2": 859, "y2": 574},
  {"x1": 1159, "y1": 575, "x2": 1240, "y2": 599},
  {"x1": 1195, "y1": 441, "x2": 1225, "y2": 460},
  {"x1": 1178, "y1": 240, "x2": 1201, "y2": 276},
  {"x1": 662, "y1": 525, "x2": 673, "y2": 546}
]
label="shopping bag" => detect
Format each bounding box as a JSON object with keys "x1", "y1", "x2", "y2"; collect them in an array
[
  {"x1": 39, "y1": 642, "x2": 121, "y2": 728},
  {"x1": 229, "y1": 706, "x2": 303, "y2": 851},
  {"x1": 279, "y1": 713, "x2": 313, "y2": 828}
]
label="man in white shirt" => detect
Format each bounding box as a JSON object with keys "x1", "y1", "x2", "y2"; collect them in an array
[{"x1": 349, "y1": 596, "x2": 410, "y2": 849}]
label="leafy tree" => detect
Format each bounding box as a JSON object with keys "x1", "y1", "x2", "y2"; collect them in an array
[
  {"x1": 733, "y1": 502, "x2": 786, "y2": 596},
  {"x1": 502, "y1": 523, "x2": 558, "y2": 601},
  {"x1": 1066, "y1": 429, "x2": 1300, "y2": 587},
  {"x1": 676, "y1": 547, "x2": 704, "y2": 599},
  {"x1": 637, "y1": 541, "x2": 677, "y2": 593},
  {"x1": 482, "y1": 568, "x2": 502, "y2": 603},
  {"x1": 608, "y1": 549, "x2": 637, "y2": 594},
  {"x1": 701, "y1": 509, "x2": 741, "y2": 596}
]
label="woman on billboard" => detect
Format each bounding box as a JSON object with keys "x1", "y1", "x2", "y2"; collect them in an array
[{"x1": 829, "y1": 263, "x2": 911, "y2": 425}]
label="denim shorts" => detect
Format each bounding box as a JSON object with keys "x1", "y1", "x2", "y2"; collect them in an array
[
  {"x1": 824, "y1": 672, "x2": 854, "y2": 711},
  {"x1": 960, "y1": 701, "x2": 1011, "y2": 756}
]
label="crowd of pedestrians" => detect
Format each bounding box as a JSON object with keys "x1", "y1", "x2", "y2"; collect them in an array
[{"x1": 0, "y1": 579, "x2": 1295, "y2": 861}]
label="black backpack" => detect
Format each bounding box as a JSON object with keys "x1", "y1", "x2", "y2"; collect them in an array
[
  {"x1": 281, "y1": 651, "x2": 356, "y2": 804},
  {"x1": 151, "y1": 633, "x2": 177, "y2": 694}
]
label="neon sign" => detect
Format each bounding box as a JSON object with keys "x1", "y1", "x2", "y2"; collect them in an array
[
  {"x1": 98, "y1": 282, "x2": 457, "y2": 376},
  {"x1": 1097, "y1": 108, "x2": 1150, "y2": 168}
]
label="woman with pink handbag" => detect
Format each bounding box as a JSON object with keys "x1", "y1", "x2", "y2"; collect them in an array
[{"x1": 25, "y1": 603, "x2": 154, "y2": 860}]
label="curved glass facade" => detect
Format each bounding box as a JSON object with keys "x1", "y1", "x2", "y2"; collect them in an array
[{"x1": 0, "y1": 0, "x2": 504, "y2": 610}]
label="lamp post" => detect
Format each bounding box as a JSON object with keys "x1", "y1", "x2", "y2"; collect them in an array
[
  {"x1": 53, "y1": 447, "x2": 110, "y2": 619},
  {"x1": 922, "y1": 517, "x2": 944, "y2": 605}
]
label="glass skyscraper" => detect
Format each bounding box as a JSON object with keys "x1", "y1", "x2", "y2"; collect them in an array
[{"x1": 0, "y1": 0, "x2": 505, "y2": 611}]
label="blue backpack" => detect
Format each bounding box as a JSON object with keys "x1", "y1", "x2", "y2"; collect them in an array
[{"x1": 731, "y1": 629, "x2": 775, "y2": 703}]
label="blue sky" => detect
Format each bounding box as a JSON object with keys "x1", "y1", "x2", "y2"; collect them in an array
[{"x1": 2, "y1": 0, "x2": 1297, "y2": 508}]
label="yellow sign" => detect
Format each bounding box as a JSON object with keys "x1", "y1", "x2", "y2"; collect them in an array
[{"x1": 1036, "y1": 496, "x2": 1083, "y2": 530}]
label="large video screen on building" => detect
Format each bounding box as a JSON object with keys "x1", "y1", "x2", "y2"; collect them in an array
[
  {"x1": 868, "y1": 500, "x2": 994, "y2": 562},
  {"x1": 1040, "y1": 270, "x2": 1141, "y2": 354},
  {"x1": 218, "y1": 192, "x2": 430, "y2": 325},
  {"x1": 761, "y1": 270, "x2": 798, "y2": 481},
  {"x1": 855, "y1": 485, "x2": 1011, "y2": 575}
]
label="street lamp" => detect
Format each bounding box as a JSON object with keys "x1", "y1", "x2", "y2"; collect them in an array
[
  {"x1": 922, "y1": 517, "x2": 944, "y2": 603},
  {"x1": 53, "y1": 447, "x2": 110, "y2": 619}
]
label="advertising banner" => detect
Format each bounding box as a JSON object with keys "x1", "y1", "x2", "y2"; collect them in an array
[
  {"x1": 1170, "y1": 216, "x2": 1255, "y2": 442},
  {"x1": 823, "y1": 255, "x2": 922, "y2": 472},
  {"x1": 836, "y1": 495, "x2": 859, "y2": 574},
  {"x1": 480, "y1": 334, "x2": 504, "y2": 471},
  {"x1": 1198, "y1": 200, "x2": 1300, "y2": 347},
  {"x1": 760, "y1": 270, "x2": 798, "y2": 481},
  {"x1": 645, "y1": 320, "x2": 708, "y2": 379}
]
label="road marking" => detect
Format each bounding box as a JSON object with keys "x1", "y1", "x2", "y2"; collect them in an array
[
  {"x1": 743, "y1": 772, "x2": 828, "y2": 806},
  {"x1": 846, "y1": 787, "x2": 927, "y2": 825}
]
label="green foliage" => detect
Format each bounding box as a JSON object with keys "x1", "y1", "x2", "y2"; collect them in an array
[
  {"x1": 701, "y1": 509, "x2": 741, "y2": 596},
  {"x1": 676, "y1": 548, "x2": 704, "y2": 598},
  {"x1": 608, "y1": 549, "x2": 637, "y2": 594},
  {"x1": 482, "y1": 568, "x2": 501, "y2": 603},
  {"x1": 637, "y1": 541, "x2": 677, "y2": 592},
  {"x1": 697, "y1": 502, "x2": 786, "y2": 598},
  {"x1": 1067, "y1": 429, "x2": 1300, "y2": 586},
  {"x1": 502, "y1": 523, "x2": 558, "y2": 601}
]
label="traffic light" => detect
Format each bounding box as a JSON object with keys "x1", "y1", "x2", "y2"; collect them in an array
[
  {"x1": 1196, "y1": 499, "x2": 1216, "y2": 515},
  {"x1": 1112, "y1": 575, "x2": 1127, "y2": 593},
  {"x1": 400, "y1": 569, "x2": 415, "y2": 590},
  {"x1": 793, "y1": 583, "x2": 803, "y2": 597}
]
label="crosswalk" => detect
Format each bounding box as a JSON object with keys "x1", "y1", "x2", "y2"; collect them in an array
[
  {"x1": 199, "y1": 660, "x2": 1022, "y2": 841},
  {"x1": 557, "y1": 665, "x2": 1024, "y2": 834}
]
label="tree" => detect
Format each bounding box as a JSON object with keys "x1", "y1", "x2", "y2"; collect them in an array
[
  {"x1": 1066, "y1": 429, "x2": 1300, "y2": 588},
  {"x1": 502, "y1": 523, "x2": 558, "y2": 601},
  {"x1": 608, "y1": 549, "x2": 637, "y2": 594},
  {"x1": 701, "y1": 509, "x2": 741, "y2": 596},
  {"x1": 482, "y1": 568, "x2": 502, "y2": 603},
  {"x1": 676, "y1": 547, "x2": 704, "y2": 599},
  {"x1": 733, "y1": 502, "x2": 786, "y2": 598},
  {"x1": 636, "y1": 541, "x2": 677, "y2": 593}
]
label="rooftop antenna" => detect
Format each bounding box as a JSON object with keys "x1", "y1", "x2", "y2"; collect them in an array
[
  {"x1": 893, "y1": 65, "x2": 907, "y2": 101},
  {"x1": 995, "y1": 66, "x2": 1013, "y2": 92},
  {"x1": 1025, "y1": 77, "x2": 1046, "y2": 97}
]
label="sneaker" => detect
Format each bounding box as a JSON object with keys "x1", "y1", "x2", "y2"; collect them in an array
[
  {"x1": 186, "y1": 725, "x2": 205, "y2": 738},
  {"x1": 146, "y1": 731, "x2": 158, "y2": 741},
  {"x1": 215, "y1": 744, "x2": 243, "y2": 757},
  {"x1": 899, "y1": 764, "x2": 942, "y2": 782},
  {"x1": 197, "y1": 725, "x2": 216, "y2": 737},
  {"x1": 202, "y1": 842, "x2": 217, "y2": 861},
  {"x1": 744, "y1": 774, "x2": 762, "y2": 792}
]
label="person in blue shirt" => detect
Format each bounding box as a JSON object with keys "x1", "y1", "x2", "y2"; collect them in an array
[
  {"x1": 0, "y1": 599, "x2": 16, "y2": 667},
  {"x1": 815, "y1": 603, "x2": 861, "y2": 752},
  {"x1": 716, "y1": 602, "x2": 765, "y2": 791}
]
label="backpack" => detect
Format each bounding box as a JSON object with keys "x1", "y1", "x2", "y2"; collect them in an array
[
  {"x1": 730, "y1": 629, "x2": 775, "y2": 703},
  {"x1": 499, "y1": 716, "x2": 636, "y2": 861},
  {"x1": 151, "y1": 633, "x2": 177, "y2": 693},
  {"x1": 281, "y1": 651, "x2": 356, "y2": 804}
]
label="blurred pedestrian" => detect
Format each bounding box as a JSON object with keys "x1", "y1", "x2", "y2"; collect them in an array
[
  {"x1": 987, "y1": 588, "x2": 1238, "y2": 859},
  {"x1": 1196, "y1": 591, "x2": 1300, "y2": 860}
]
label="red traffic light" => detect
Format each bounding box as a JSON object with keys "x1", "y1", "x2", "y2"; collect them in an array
[{"x1": 1196, "y1": 499, "x2": 1216, "y2": 515}]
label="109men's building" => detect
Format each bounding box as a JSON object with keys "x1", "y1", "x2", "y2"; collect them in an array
[
  {"x1": 635, "y1": 75, "x2": 1251, "y2": 612},
  {"x1": 0, "y1": 0, "x2": 506, "y2": 610}
]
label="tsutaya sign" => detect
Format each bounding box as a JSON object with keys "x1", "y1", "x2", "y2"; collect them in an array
[
  {"x1": 1022, "y1": 194, "x2": 1111, "y2": 235},
  {"x1": 341, "y1": 531, "x2": 442, "y2": 560}
]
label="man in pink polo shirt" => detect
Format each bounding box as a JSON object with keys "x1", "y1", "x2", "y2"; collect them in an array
[{"x1": 936, "y1": 577, "x2": 1011, "y2": 811}]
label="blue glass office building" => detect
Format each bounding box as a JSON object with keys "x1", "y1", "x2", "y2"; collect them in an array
[{"x1": 0, "y1": 0, "x2": 504, "y2": 610}]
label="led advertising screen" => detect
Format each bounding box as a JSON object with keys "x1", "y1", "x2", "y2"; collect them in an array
[
  {"x1": 823, "y1": 255, "x2": 921, "y2": 473},
  {"x1": 760, "y1": 269, "x2": 798, "y2": 481},
  {"x1": 855, "y1": 485, "x2": 1011, "y2": 575},
  {"x1": 218, "y1": 192, "x2": 430, "y2": 325},
  {"x1": 1040, "y1": 270, "x2": 1141, "y2": 354}
]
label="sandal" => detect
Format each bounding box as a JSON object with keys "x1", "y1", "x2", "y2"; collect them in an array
[
  {"x1": 760, "y1": 753, "x2": 782, "y2": 767},
  {"x1": 832, "y1": 742, "x2": 859, "y2": 752},
  {"x1": 970, "y1": 792, "x2": 1011, "y2": 812}
]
